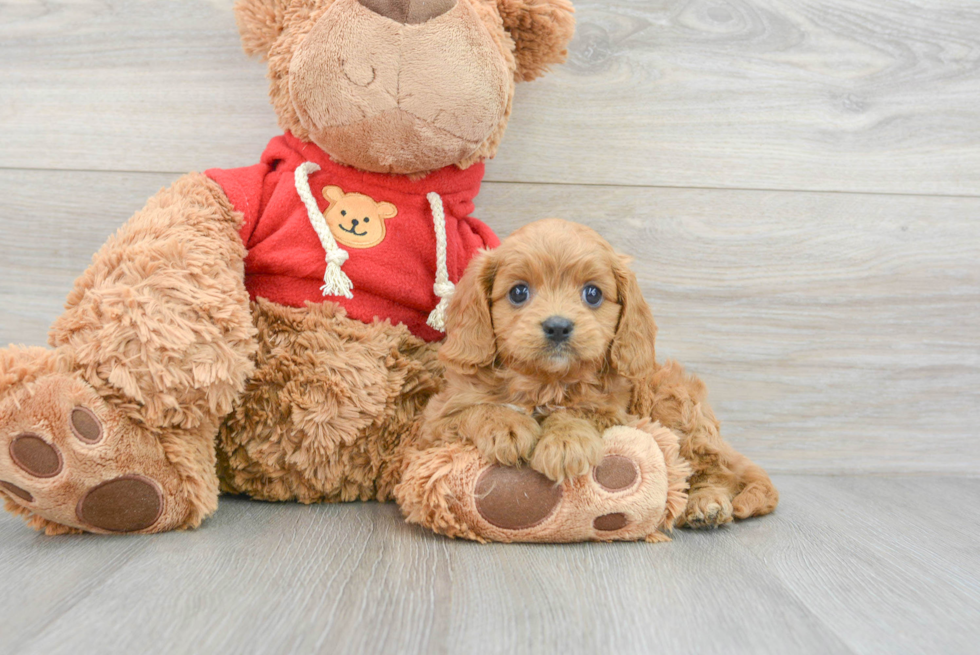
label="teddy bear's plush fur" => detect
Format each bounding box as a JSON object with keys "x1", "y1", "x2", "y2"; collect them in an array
[{"x1": 0, "y1": 0, "x2": 778, "y2": 538}]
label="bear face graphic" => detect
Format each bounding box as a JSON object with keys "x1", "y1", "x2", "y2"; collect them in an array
[{"x1": 322, "y1": 185, "x2": 398, "y2": 249}]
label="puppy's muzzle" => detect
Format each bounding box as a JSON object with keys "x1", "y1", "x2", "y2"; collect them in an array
[{"x1": 542, "y1": 316, "x2": 574, "y2": 344}]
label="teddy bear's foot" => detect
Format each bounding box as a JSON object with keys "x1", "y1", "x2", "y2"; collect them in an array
[
  {"x1": 0, "y1": 349, "x2": 195, "y2": 534},
  {"x1": 396, "y1": 420, "x2": 691, "y2": 543}
]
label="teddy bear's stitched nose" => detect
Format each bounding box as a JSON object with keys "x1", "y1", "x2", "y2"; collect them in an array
[{"x1": 358, "y1": 0, "x2": 456, "y2": 25}]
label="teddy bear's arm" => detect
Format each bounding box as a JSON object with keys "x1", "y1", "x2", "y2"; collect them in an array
[{"x1": 0, "y1": 173, "x2": 257, "y2": 534}]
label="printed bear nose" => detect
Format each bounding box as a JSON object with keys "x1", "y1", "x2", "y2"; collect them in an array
[
  {"x1": 358, "y1": 0, "x2": 456, "y2": 24},
  {"x1": 350, "y1": 219, "x2": 359, "y2": 227},
  {"x1": 542, "y1": 316, "x2": 574, "y2": 343}
]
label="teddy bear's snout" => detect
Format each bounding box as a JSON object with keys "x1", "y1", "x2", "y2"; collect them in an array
[
  {"x1": 358, "y1": 0, "x2": 457, "y2": 25},
  {"x1": 290, "y1": 0, "x2": 509, "y2": 173}
]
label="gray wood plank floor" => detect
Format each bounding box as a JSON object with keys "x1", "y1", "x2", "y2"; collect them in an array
[{"x1": 1, "y1": 475, "x2": 977, "y2": 655}]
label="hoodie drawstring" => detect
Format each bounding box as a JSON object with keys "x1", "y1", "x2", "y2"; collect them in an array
[
  {"x1": 295, "y1": 162, "x2": 353, "y2": 299},
  {"x1": 426, "y1": 191, "x2": 454, "y2": 332}
]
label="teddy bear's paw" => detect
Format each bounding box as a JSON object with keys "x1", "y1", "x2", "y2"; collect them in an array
[
  {"x1": 0, "y1": 373, "x2": 187, "y2": 534},
  {"x1": 400, "y1": 422, "x2": 690, "y2": 543},
  {"x1": 680, "y1": 487, "x2": 735, "y2": 529}
]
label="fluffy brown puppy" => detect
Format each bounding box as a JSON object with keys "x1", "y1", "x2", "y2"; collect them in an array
[
  {"x1": 420, "y1": 219, "x2": 652, "y2": 483},
  {"x1": 421, "y1": 218, "x2": 779, "y2": 526}
]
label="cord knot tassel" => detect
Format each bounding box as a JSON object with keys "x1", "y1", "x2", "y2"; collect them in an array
[
  {"x1": 426, "y1": 192, "x2": 454, "y2": 332},
  {"x1": 295, "y1": 162, "x2": 354, "y2": 299}
]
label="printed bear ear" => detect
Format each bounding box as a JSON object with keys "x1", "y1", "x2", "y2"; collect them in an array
[
  {"x1": 322, "y1": 186, "x2": 346, "y2": 204},
  {"x1": 377, "y1": 202, "x2": 398, "y2": 220},
  {"x1": 496, "y1": 0, "x2": 576, "y2": 82},
  {"x1": 234, "y1": 0, "x2": 290, "y2": 59}
]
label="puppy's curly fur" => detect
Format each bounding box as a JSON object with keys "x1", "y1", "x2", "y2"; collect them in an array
[{"x1": 421, "y1": 218, "x2": 779, "y2": 526}]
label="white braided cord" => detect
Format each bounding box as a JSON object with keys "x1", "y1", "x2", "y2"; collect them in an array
[
  {"x1": 426, "y1": 191, "x2": 454, "y2": 332},
  {"x1": 294, "y1": 162, "x2": 353, "y2": 299}
]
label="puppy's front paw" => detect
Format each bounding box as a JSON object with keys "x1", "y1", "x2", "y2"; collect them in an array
[
  {"x1": 472, "y1": 411, "x2": 540, "y2": 467},
  {"x1": 530, "y1": 426, "x2": 603, "y2": 483}
]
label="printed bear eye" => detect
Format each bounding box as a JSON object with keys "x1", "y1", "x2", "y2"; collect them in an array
[
  {"x1": 582, "y1": 284, "x2": 603, "y2": 308},
  {"x1": 363, "y1": 217, "x2": 370, "y2": 223},
  {"x1": 341, "y1": 210, "x2": 346, "y2": 216},
  {"x1": 508, "y1": 283, "x2": 530, "y2": 306}
]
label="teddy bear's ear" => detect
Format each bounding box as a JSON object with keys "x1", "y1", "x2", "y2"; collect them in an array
[
  {"x1": 322, "y1": 186, "x2": 346, "y2": 204},
  {"x1": 234, "y1": 0, "x2": 289, "y2": 59},
  {"x1": 377, "y1": 202, "x2": 398, "y2": 220},
  {"x1": 496, "y1": 0, "x2": 576, "y2": 82}
]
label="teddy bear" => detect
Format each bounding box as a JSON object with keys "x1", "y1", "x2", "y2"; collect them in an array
[{"x1": 0, "y1": 0, "x2": 779, "y2": 539}]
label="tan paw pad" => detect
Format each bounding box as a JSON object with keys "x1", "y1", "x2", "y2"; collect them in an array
[
  {"x1": 9, "y1": 434, "x2": 63, "y2": 478},
  {"x1": 76, "y1": 475, "x2": 164, "y2": 533},
  {"x1": 594, "y1": 455, "x2": 638, "y2": 492},
  {"x1": 70, "y1": 407, "x2": 104, "y2": 444},
  {"x1": 0, "y1": 480, "x2": 34, "y2": 502},
  {"x1": 475, "y1": 466, "x2": 562, "y2": 530},
  {"x1": 593, "y1": 512, "x2": 629, "y2": 531}
]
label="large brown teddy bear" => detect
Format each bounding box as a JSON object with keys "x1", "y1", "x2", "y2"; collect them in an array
[{"x1": 0, "y1": 0, "x2": 778, "y2": 538}]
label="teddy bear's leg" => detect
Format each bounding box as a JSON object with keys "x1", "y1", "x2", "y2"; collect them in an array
[
  {"x1": 0, "y1": 173, "x2": 256, "y2": 534},
  {"x1": 631, "y1": 360, "x2": 780, "y2": 529},
  {"x1": 395, "y1": 421, "x2": 690, "y2": 543},
  {"x1": 215, "y1": 298, "x2": 440, "y2": 504}
]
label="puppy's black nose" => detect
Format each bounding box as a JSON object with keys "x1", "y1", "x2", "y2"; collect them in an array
[
  {"x1": 350, "y1": 219, "x2": 359, "y2": 227},
  {"x1": 542, "y1": 316, "x2": 574, "y2": 343}
]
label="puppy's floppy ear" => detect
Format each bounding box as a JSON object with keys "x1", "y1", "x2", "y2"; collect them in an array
[
  {"x1": 496, "y1": 0, "x2": 576, "y2": 82},
  {"x1": 610, "y1": 254, "x2": 658, "y2": 379},
  {"x1": 440, "y1": 249, "x2": 498, "y2": 372},
  {"x1": 235, "y1": 0, "x2": 289, "y2": 59}
]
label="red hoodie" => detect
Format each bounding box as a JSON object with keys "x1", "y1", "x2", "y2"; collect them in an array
[{"x1": 206, "y1": 134, "x2": 499, "y2": 342}]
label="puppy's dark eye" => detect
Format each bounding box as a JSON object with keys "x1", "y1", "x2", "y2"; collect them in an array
[
  {"x1": 508, "y1": 284, "x2": 530, "y2": 306},
  {"x1": 341, "y1": 210, "x2": 347, "y2": 216},
  {"x1": 582, "y1": 284, "x2": 603, "y2": 308},
  {"x1": 363, "y1": 217, "x2": 370, "y2": 223}
]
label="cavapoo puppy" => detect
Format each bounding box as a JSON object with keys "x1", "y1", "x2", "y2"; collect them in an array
[
  {"x1": 421, "y1": 218, "x2": 657, "y2": 483},
  {"x1": 420, "y1": 218, "x2": 779, "y2": 528}
]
